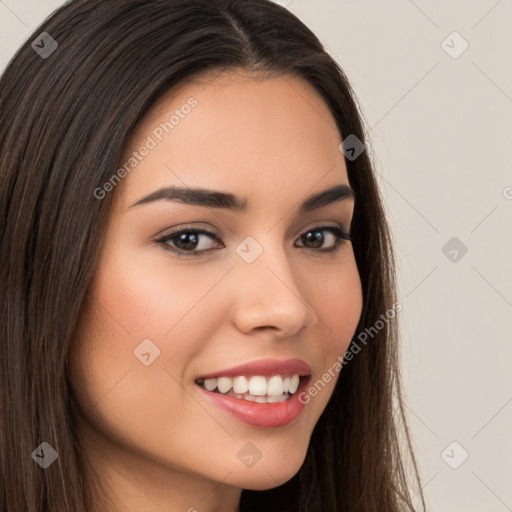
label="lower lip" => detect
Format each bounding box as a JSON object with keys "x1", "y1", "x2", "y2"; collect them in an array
[{"x1": 195, "y1": 377, "x2": 310, "y2": 429}]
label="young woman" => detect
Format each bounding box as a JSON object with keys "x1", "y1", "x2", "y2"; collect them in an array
[{"x1": 0, "y1": 1, "x2": 425, "y2": 511}]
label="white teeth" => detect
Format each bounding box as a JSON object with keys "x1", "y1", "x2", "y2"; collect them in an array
[
  {"x1": 233, "y1": 376, "x2": 249, "y2": 394},
  {"x1": 266, "y1": 394, "x2": 288, "y2": 403},
  {"x1": 267, "y1": 375, "x2": 284, "y2": 395},
  {"x1": 204, "y1": 378, "x2": 217, "y2": 391},
  {"x1": 245, "y1": 393, "x2": 288, "y2": 403},
  {"x1": 288, "y1": 375, "x2": 300, "y2": 394},
  {"x1": 197, "y1": 373, "x2": 304, "y2": 402},
  {"x1": 217, "y1": 377, "x2": 233, "y2": 394},
  {"x1": 248, "y1": 376, "x2": 267, "y2": 396}
]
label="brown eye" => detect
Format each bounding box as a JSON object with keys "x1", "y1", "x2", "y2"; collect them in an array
[
  {"x1": 156, "y1": 228, "x2": 222, "y2": 257},
  {"x1": 295, "y1": 226, "x2": 351, "y2": 253},
  {"x1": 155, "y1": 225, "x2": 351, "y2": 258}
]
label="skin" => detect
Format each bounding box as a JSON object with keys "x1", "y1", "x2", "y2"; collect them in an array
[{"x1": 68, "y1": 69, "x2": 363, "y2": 512}]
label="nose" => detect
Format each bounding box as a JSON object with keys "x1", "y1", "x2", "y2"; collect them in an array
[{"x1": 228, "y1": 241, "x2": 318, "y2": 338}]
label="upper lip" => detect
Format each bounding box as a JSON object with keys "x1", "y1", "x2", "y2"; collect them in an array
[{"x1": 196, "y1": 358, "x2": 312, "y2": 380}]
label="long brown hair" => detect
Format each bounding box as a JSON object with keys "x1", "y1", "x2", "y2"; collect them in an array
[{"x1": 0, "y1": 1, "x2": 425, "y2": 510}]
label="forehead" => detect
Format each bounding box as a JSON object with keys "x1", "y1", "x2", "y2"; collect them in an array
[{"x1": 115, "y1": 70, "x2": 348, "y2": 210}]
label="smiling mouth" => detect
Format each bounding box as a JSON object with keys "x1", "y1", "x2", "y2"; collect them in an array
[{"x1": 194, "y1": 374, "x2": 309, "y2": 403}]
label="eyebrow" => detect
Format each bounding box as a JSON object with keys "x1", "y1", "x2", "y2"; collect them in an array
[{"x1": 129, "y1": 183, "x2": 355, "y2": 214}]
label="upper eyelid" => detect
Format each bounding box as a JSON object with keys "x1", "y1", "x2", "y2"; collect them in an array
[
  {"x1": 154, "y1": 224, "x2": 351, "y2": 260},
  {"x1": 157, "y1": 222, "x2": 349, "y2": 241},
  {"x1": 155, "y1": 224, "x2": 351, "y2": 251}
]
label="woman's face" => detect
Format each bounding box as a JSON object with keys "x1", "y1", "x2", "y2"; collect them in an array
[{"x1": 69, "y1": 70, "x2": 363, "y2": 506}]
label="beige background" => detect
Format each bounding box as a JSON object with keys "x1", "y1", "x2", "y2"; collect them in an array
[{"x1": 1, "y1": 1, "x2": 511, "y2": 510}]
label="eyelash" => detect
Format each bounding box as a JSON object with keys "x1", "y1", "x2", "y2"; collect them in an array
[{"x1": 154, "y1": 224, "x2": 352, "y2": 258}]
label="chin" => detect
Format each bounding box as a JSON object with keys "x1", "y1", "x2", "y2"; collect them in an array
[
  {"x1": 225, "y1": 449, "x2": 307, "y2": 491},
  {"x1": 232, "y1": 471, "x2": 299, "y2": 492}
]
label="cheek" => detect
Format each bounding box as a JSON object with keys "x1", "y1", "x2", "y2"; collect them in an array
[
  {"x1": 306, "y1": 252, "x2": 363, "y2": 354},
  {"x1": 299, "y1": 252, "x2": 362, "y2": 406},
  {"x1": 89, "y1": 245, "x2": 233, "y2": 338},
  {"x1": 68, "y1": 247, "x2": 233, "y2": 422},
  {"x1": 67, "y1": 267, "x2": 203, "y2": 465}
]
